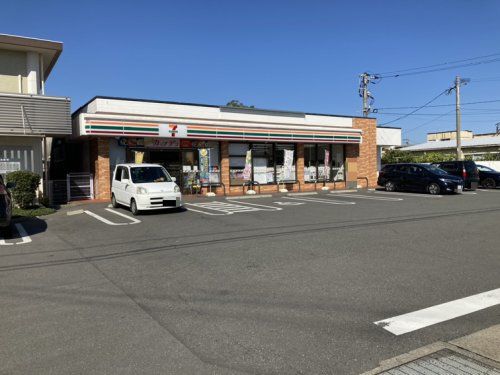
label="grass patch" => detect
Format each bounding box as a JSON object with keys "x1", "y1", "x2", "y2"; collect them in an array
[{"x1": 13, "y1": 206, "x2": 56, "y2": 218}]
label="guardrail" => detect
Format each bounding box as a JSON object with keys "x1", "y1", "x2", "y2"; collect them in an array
[{"x1": 357, "y1": 176, "x2": 369, "y2": 188}]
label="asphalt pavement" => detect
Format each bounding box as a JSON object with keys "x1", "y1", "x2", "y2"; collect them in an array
[{"x1": 1, "y1": 189, "x2": 499, "y2": 374}]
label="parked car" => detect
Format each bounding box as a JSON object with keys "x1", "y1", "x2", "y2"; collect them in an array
[
  {"x1": 111, "y1": 163, "x2": 183, "y2": 215},
  {"x1": 476, "y1": 164, "x2": 500, "y2": 188},
  {"x1": 378, "y1": 163, "x2": 463, "y2": 195},
  {"x1": 0, "y1": 176, "x2": 13, "y2": 232},
  {"x1": 431, "y1": 161, "x2": 480, "y2": 190}
]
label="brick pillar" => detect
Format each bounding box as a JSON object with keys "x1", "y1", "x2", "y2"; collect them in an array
[
  {"x1": 220, "y1": 141, "x2": 230, "y2": 194},
  {"x1": 296, "y1": 143, "x2": 305, "y2": 185},
  {"x1": 91, "y1": 137, "x2": 111, "y2": 200},
  {"x1": 353, "y1": 118, "x2": 378, "y2": 188}
]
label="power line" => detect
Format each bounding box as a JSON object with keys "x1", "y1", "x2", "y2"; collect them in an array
[
  {"x1": 378, "y1": 90, "x2": 448, "y2": 126},
  {"x1": 375, "y1": 98, "x2": 500, "y2": 111},
  {"x1": 404, "y1": 109, "x2": 456, "y2": 134},
  {"x1": 376, "y1": 52, "x2": 500, "y2": 76},
  {"x1": 376, "y1": 57, "x2": 500, "y2": 78}
]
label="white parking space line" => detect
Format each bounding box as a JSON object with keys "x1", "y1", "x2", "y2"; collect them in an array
[
  {"x1": 374, "y1": 288, "x2": 500, "y2": 336},
  {"x1": 274, "y1": 201, "x2": 306, "y2": 206},
  {"x1": 228, "y1": 200, "x2": 282, "y2": 211},
  {"x1": 186, "y1": 201, "x2": 265, "y2": 215},
  {"x1": 283, "y1": 196, "x2": 356, "y2": 205},
  {"x1": 461, "y1": 192, "x2": 477, "y2": 195},
  {"x1": 84, "y1": 210, "x2": 129, "y2": 225},
  {"x1": 0, "y1": 223, "x2": 32, "y2": 245},
  {"x1": 14, "y1": 223, "x2": 32, "y2": 244},
  {"x1": 105, "y1": 208, "x2": 141, "y2": 224},
  {"x1": 185, "y1": 205, "x2": 231, "y2": 215},
  {"x1": 331, "y1": 193, "x2": 403, "y2": 201},
  {"x1": 371, "y1": 191, "x2": 443, "y2": 198}
]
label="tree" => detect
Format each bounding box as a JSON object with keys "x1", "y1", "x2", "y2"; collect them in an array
[{"x1": 226, "y1": 100, "x2": 255, "y2": 108}]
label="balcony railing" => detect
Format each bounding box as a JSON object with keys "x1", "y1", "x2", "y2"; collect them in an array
[{"x1": 0, "y1": 92, "x2": 71, "y2": 136}]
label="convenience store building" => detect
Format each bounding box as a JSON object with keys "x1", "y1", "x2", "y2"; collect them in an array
[{"x1": 72, "y1": 96, "x2": 377, "y2": 199}]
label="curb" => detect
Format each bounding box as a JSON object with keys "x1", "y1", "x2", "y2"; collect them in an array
[
  {"x1": 286, "y1": 192, "x2": 318, "y2": 196},
  {"x1": 329, "y1": 189, "x2": 358, "y2": 194}
]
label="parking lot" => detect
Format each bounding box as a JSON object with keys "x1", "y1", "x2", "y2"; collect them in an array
[{"x1": 1, "y1": 188, "x2": 500, "y2": 374}]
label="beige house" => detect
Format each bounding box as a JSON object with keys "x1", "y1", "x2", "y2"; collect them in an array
[{"x1": 0, "y1": 34, "x2": 71, "y2": 193}]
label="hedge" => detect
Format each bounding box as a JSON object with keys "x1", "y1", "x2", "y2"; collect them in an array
[{"x1": 5, "y1": 170, "x2": 41, "y2": 209}]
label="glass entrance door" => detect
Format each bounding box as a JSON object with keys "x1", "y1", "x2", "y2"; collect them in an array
[{"x1": 148, "y1": 150, "x2": 182, "y2": 183}]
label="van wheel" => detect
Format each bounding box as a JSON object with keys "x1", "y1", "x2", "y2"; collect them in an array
[
  {"x1": 483, "y1": 178, "x2": 496, "y2": 189},
  {"x1": 385, "y1": 181, "x2": 396, "y2": 192},
  {"x1": 130, "y1": 199, "x2": 139, "y2": 216},
  {"x1": 111, "y1": 194, "x2": 119, "y2": 208},
  {"x1": 428, "y1": 183, "x2": 441, "y2": 195}
]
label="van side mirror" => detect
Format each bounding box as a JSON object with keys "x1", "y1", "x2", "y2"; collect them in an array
[
  {"x1": 171, "y1": 177, "x2": 176, "y2": 182},
  {"x1": 6, "y1": 182, "x2": 16, "y2": 189}
]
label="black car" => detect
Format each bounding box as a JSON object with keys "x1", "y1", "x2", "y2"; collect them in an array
[
  {"x1": 431, "y1": 161, "x2": 480, "y2": 190},
  {"x1": 476, "y1": 164, "x2": 500, "y2": 188},
  {"x1": 378, "y1": 163, "x2": 463, "y2": 195},
  {"x1": 0, "y1": 175, "x2": 13, "y2": 231}
]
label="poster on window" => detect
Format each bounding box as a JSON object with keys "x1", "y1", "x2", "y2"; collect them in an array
[
  {"x1": 199, "y1": 148, "x2": 210, "y2": 184},
  {"x1": 283, "y1": 149, "x2": 294, "y2": 181},
  {"x1": 242, "y1": 150, "x2": 252, "y2": 180},
  {"x1": 324, "y1": 149, "x2": 330, "y2": 180}
]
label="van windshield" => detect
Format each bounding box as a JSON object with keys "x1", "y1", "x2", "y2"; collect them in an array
[{"x1": 130, "y1": 167, "x2": 172, "y2": 183}]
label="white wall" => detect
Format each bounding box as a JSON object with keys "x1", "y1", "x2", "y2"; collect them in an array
[
  {"x1": 377, "y1": 127, "x2": 402, "y2": 147},
  {"x1": 476, "y1": 161, "x2": 500, "y2": 171}
]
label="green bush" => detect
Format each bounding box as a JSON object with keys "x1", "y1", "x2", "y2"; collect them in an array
[{"x1": 6, "y1": 170, "x2": 41, "y2": 209}]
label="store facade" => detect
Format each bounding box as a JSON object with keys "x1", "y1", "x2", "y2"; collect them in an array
[{"x1": 72, "y1": 97, "x2": 377, "y2": 199}]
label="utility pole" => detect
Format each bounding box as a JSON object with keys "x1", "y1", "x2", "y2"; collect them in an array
[
  {"x1": 359, "y1": 73, "x2": 377, "y2": 117},
  {"x1": 455, "y1": 76, "x2": 463, "y2": 161},
  {"x1": 361, "y1": 73, "x2": 369, "y2": 117}
]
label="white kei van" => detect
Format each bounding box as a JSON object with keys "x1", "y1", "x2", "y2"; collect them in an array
[{"x1": 111, "y1": 163, "x2": 182, "y2": 215}]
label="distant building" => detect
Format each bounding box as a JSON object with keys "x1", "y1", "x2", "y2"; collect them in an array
[
  {"x1": 401, "y1": 130, "x2": 500, "y2": 159},
  {"x1": 0, "y1": 34, "x2": 71, "y2": 193},
  {"x1": 376, "y1": 126, "x2": 402, "y2": 170}
]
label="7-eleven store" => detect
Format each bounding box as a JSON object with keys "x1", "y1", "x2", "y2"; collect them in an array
[{"x1": 72, "y1": 96, "x2": 377, "y2": 199}]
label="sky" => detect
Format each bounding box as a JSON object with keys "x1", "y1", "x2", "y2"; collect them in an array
[{"x1": 3, "y1": 0, "x2": 500, "y2": 144}]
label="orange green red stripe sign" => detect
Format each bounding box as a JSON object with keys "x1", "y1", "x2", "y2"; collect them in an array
[{"x1": 84, "y1": 120, "x2": 361, "y2": 143}]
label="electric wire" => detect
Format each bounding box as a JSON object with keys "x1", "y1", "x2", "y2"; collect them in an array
[{"x1": 378, "y1": 90, "x2": 448, "y2": 126}]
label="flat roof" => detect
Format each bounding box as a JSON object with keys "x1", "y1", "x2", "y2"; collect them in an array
[
  {"x1": 0, "y1": 33, "x2": 63, "y2": 79},
  {"x1": 401, "y1": 135, "x2": 500, "y2": 151},
  {"x1": 72, "y1": 95, "x2": 376, "y2": 120}
]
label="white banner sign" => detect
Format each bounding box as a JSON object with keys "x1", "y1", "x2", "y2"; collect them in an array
[{"x1": 283, "y1": 149, "x2": 294, "y2": 181}]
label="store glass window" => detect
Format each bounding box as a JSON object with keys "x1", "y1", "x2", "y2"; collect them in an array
[
  {"x1": 317, "y1": 144, "x2": 331, "y2": 181},
  {"x1": 304, "y1": 144, "x2": 345, "y2": 182},
  {"x1": 275, "y1": 143, "x2": 296, "y2": 182},
  {"x1": 304, "y1": 144, "x2": 317, "y2": 182},
  {"x1": 252, "y1": 143, "x2": 275, "y2": 184},
  {"x1": 196, "y1": 141, "x2": 220, "y2": 185},
  {"x1": 229, "y1": 143, "x2": 251, "y2": 185},
  {"x1": 332, "y1": 144, "x2": 345, "y2": 181}
]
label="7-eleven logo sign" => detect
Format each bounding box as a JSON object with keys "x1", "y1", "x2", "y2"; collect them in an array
[
  {"x1": 169, "y1": 124, "x2": 178, "y2": 137},
  {"x1": 160, "y1": 124, "x2": 187, "y2": 138}
]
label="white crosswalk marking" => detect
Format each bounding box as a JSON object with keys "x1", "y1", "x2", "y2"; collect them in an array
[{"x1": 375, "y1": 288, "x2": 500, "y2": 335}]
